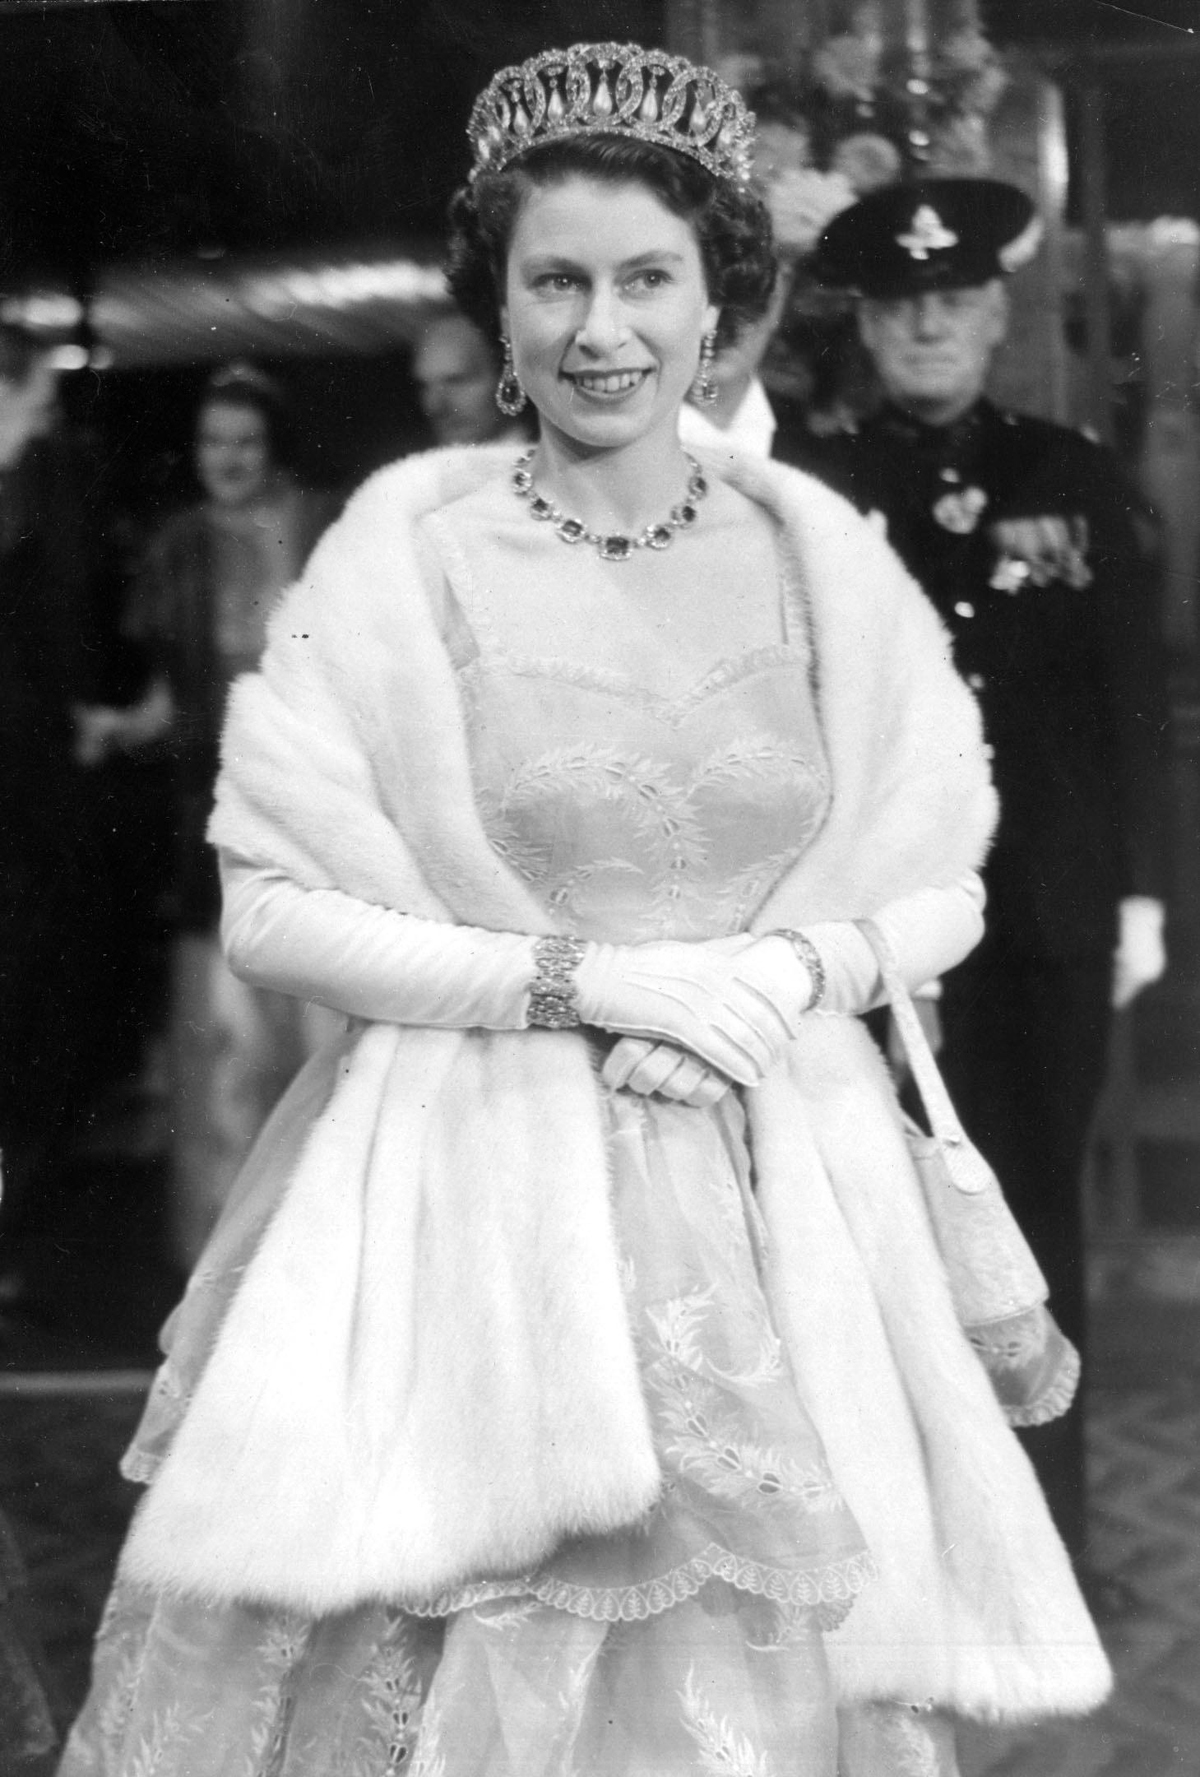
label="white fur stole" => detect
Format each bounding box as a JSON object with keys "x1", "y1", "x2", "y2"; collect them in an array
[{"x1": 122, "y1": 445, "x2": 1109, "y2": 1717}]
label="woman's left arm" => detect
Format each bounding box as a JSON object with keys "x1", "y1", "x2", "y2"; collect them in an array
[
  {"x1": 806, "y1": 869, "x2": 985, "y2": 1015},
  {"x1": 604, "y1": 872, "x2": 985, "y2": 1102}
]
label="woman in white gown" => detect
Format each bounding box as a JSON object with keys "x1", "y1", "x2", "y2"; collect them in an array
[{"x1": 60, "y1": 43, "x2": 1108, "y2": 1777}]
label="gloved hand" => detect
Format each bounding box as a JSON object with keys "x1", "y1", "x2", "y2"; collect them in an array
[
  {"x1": 1112, "y1": 896, "x2": 1166, "y2": 1009},
  {"x1": 575, "y1": 934, "x2": 812, "y2": 1086},
  {"x1": 602, "y1": 1036, "x2": 733, "y2": 1106}
]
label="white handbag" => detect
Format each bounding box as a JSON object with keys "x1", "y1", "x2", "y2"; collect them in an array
[{"x1": 860, "y1": 920, "x2": 1081, "y2": 1428}]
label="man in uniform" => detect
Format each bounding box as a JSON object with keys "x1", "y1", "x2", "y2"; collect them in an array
[
  {"x1": 0, "y1": 324, "x2": 137, "y2": 1309},
  {"x1": 793, "y1": 178, "x2": 1170, "y2": 1596}
]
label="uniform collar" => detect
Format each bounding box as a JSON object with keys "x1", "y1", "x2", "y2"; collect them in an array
[{"x1": 875, "y1": 398, "x2": 992, "y2": 454}]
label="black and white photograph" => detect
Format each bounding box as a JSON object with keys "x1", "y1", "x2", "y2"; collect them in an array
[{"x1": 0, "y1": 3, "x2": 1198, "y2": 1773}]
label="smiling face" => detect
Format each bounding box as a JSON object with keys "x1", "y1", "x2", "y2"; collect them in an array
[
  {"x1": 502, "y1": 174, "x2": 719, "y2": 454},
  {"x1": 858, "y1": 281, "x2": 1008, "y2": 426},
  {"x1": 196, "y1": 398, "x2": 275, "y2": 509}
]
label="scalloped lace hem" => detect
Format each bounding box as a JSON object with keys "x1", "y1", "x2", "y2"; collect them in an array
[
  {"x1": 1001, "y1": 1344, "x2": 1082, "y2": 1428},
  {"x1": 404, "y1": 1542, "x2": 877, "y2": 1627}
]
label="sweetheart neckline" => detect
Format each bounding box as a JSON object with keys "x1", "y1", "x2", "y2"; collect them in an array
[{"x1": 459, "y1": 641, "x2": 809, "y2": 722}]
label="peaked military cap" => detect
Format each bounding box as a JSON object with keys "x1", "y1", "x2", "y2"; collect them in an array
[{"x1": 813, "y1": 177, "x2": 1040, "y2": 298}]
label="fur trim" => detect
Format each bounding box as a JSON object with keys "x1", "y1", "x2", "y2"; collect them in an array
[
  {"x1": 127, "y1": 1026, "x2": 660, "y2": 1612},
  {"x1": 752, "y1": 1024, "x2": 1110, "y2": 1719}
]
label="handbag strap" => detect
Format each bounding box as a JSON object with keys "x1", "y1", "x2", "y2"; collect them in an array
[{"x1": 858, "y1": 918, "x2": 991, "y2": 1196}]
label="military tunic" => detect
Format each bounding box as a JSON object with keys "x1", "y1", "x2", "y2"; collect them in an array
[
  {"x1": 0, "y1": 431, "x2": 131, "y2": 1162},
  {"x1": 786, "y1": 397, "x2": 1171, "y2": 1564}
]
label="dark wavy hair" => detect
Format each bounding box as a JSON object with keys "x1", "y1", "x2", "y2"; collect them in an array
[
  {"x1": 197, "y1": 361, "x2": 294, "y2": 469},
  {"x1": 445, "y1": 135, "x2": 777, "y2": 351}
]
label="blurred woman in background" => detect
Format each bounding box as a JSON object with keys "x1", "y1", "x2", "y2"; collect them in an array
[{"x1": 118, "y1": 362, "x2": 340, "y2": 1266}]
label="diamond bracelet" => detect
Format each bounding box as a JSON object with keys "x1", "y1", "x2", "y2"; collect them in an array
[
  {"x1": 527, "y1": 935, "x2": 587, "y2": 1029},
  {"x1": 771, "y1": 928, "x2": 827, "y2": 1013}
]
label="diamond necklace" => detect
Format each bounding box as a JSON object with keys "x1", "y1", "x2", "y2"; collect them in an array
[{"x1": 511, "y1": 451, "x2": 708, "y2": 562}]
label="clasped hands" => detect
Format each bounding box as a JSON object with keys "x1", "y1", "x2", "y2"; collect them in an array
[{"x1": 573, "y1": 932, "x2": 814, "y2": 1108}]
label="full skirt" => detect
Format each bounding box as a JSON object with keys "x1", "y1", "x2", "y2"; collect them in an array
[{"x1": 61, "y1": 1084, "x2": 959, "y2": 1776}]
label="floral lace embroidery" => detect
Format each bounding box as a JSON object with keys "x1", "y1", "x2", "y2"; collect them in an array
[
  {"x1": 700, "y1": 1149, "x2": 771, "y2": 1275},
  {"x1": 651, "y1": 1361, "x2": 844, "y2": 1515},
  {"x1": 962, "y1": 1303, "x2": 1082, "y2": 1427},
  {"x1": 966, "y1": 1307, "x2": 1049, "y2": 1371},
  {"x1": 679, "y1": 1667, "x2": 776, "y2": 1777},
  {"x1": 474, "y1": 734, "x2": 829, "y2": 938},
  {"x1": 643, "y1": 1290, "x2": 842, "y2": 1516},
  {"x1": 82, "y1": 1579, "x2": 162, "y2": 1763},
  {"x1": 93, "y1": 1644, "x2": 147, "y2": 1761},
  {"x1": 484, "y1": 742, "x2": 710, "y2": 906},
  {"x1": 347, "y1": 1612, "x2": 429, "y2": 1777},
  {"x1": 746, "y1": 1600, "x2": 821, "y2": 1654},
  {"x1": 431, "y1": 497, "x2": 830, "y2": 939},
  {"x1": 239, "y1": 1614, "x2": 311, "y2": 1777},
  {"x1": 555, "y1": 1626, "x2": 605, "y2": 1754},
  {"x1": 409, "y1": 1689, "x2": 447, "y2": 1777},
  {"x1": 110, "y1": 1702, "x2": 211, "y2": 1777},
  {"x1": 646, "y1": 1289, "x2": 784, "y2": 1392}
]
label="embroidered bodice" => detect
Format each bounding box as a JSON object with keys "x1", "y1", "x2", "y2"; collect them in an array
[{"x1": 425, "y1": 512, "x2": 832, "y2": 943}]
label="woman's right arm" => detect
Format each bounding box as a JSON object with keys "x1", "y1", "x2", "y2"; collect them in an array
[
  {"x1": 220, "y1": 854, "x2": 806, "y2": 1082},
  {"x1": 221, "y1": 854, "x2": 540, "y2": 1031}
]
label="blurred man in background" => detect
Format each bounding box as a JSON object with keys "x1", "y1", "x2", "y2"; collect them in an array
[
  {"x1": 0, "y1": 324, "x2": 136, "y2": 1308},
  {"x1": 412, "y1": 312, "x2": 530, "y2": 448},
  {"x1": 800, "y1": 179, "x2": 1170, "y2": 1607}
]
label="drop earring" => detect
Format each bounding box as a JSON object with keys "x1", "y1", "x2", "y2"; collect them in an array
[
  {"x1": 495, "y1": 336, "x2": 527, "y2": 417},
  {"x1": 691, "y1": 330, "x2": 718, "y2": 407}
]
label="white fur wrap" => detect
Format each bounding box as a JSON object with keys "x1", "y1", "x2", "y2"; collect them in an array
[{"x1": 122, "y1": 445, "x2": 1109, "y2": 1720}]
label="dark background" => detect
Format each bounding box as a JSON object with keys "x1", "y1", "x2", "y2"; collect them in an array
[
  {"x1": 0, "y1": 0, "x2": 1195, "y2": 513},
  {"x1": 3, "y1": 2, "x2": 1198, "y2": 283}
]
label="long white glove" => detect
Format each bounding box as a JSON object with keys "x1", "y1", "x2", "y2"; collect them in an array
[
  {"x1": 221, "y1": 859, "x2": 809, "y2": 1062},
  {"x1": 574, "y1": 935, "x2": 813, "y2": 1086},
  {"x1": 221, "y1": 855, "x2": 541, "y2": 1030},
  {"x1": 1112, "y1": 895, "x2": 1167, "y2": 1009}
]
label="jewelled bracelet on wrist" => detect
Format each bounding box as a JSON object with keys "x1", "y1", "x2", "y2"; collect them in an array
[
  {"x1": 527, "y1": 935, "x2": 587, "y2": 1029},
  {"x1": 771, "y1": 928, "x2": 827, "y2": 1013}
]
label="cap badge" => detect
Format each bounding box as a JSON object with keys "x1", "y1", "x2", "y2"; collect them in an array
[{"x1": 897, "y1": 205, "x2": 959, "y2": 261}]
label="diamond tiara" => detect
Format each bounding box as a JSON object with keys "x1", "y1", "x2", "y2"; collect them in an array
[{"x1": 468, "y1": 42, "x2": 755, "y2": 188}]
